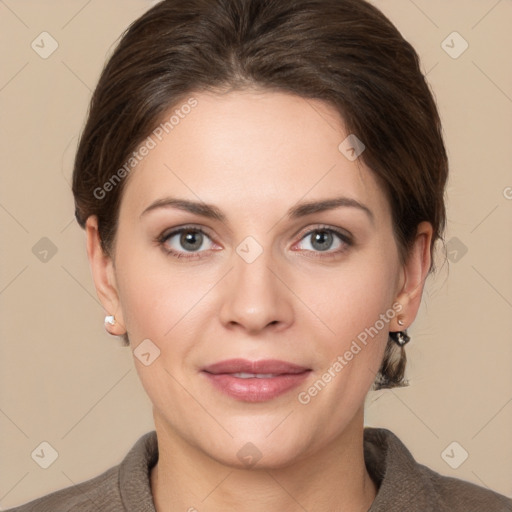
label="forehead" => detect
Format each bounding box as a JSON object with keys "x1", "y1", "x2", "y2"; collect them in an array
[{"x1": 119, "y1": 89, "x2": 390, "y2": 223}]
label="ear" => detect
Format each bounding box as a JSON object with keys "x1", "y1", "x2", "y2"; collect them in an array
[
  {"x1": 85, "y1": 216, "x2": 126, "y2": 336},
  {"x1": 391, "y1": 221, "x2": 433, "y2": 331}
]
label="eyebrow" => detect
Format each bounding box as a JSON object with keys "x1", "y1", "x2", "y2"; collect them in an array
[
  {"x1": 140, "y1": 196, "x2": 374, "y2": 224},
  {"x1": 288, "y1": 197, "x2": 374, "y2": 223}
]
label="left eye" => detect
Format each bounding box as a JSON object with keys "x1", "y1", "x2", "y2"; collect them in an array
[{"x1": 295, "y1": 229, "x2": 350, "y2": 253}]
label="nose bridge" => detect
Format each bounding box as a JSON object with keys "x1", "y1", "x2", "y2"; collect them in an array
[{"x1": 218, "y1": 236, "x2": 293, "y2": 332}]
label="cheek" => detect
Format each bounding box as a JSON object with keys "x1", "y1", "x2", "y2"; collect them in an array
[
  {"x1": 300, "y1": 251, "x2": 400, "y2": 405},
  {"x1": 311, "y1": 257, "x2": 398, "y2": 344},
  {"x1": 117, "y1": 265, "x2": 215, "y2": 344},
  {"x1": 113, "y1": 235, "x2": 214, "y2": 343},
  {"x1": 298, "y1": 264, "x2": 397, "y2": 395}
]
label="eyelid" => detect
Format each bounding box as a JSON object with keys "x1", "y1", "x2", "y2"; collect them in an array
[
  {"x1": 157, "y1": 224, "x2": 216, "y2": 243},
  {"x1": 293, "y1": 224, "x2": 353, "y2": 245}
]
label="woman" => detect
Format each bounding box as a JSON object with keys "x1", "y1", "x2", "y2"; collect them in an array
[{"x1": 7, "y1": 0, "x2": 511, "y2": 510}]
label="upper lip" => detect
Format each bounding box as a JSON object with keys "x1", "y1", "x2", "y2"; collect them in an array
[{"x1": 202, "y1": 358, "x2": 310, "y2": 375}]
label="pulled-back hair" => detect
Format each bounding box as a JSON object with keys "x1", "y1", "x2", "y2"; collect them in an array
[{"x1": 72, "y1": 0, "x2": 448, "y2": 390}]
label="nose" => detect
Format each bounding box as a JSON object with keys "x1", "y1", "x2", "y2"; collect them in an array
[{"x1": 218, "y1": 244, "x2": 294, "y2": 334}]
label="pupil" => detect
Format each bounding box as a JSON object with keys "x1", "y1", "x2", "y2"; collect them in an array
[
  {"x1": 312, "y1": 231, "x2": 332, "y2": 251},
  {"x1": 181, "y1": 230, "x2": 202, "y2": 251}
]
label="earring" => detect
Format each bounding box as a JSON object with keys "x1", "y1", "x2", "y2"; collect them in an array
[
  {"x1": 105, "y1": 315, "x2": 116, "y2": 326},
  {"x1": 397, "y1": 317, "x2": 405, "y2": 327},
  {"x1": 389, "y1": 330, "x2": 411, "y2": 347}
]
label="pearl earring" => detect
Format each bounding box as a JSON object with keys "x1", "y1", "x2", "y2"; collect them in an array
[{"x1": 105, "y1": 315, "x2": 116, "y2": 326}]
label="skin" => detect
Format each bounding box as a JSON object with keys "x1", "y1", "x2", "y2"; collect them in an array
[{"x1": 86, "y1": 89, "x2": 432, "y2": 512}]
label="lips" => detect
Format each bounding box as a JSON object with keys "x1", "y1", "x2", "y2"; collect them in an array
[
  {"x1": 201, "y1": 359, "x2": 311, "y2": 402},
  {"x1": 202, "y1": 358, "x2": 310, "y2": 375}
]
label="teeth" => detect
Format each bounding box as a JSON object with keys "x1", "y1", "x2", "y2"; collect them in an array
[{"x1": 231, "y1": 372, "x2": 278, "y2": 379}]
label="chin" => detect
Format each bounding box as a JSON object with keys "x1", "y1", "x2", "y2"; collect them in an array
[
  {"x1": 210, "y1": 440, "x2": 307, "y2": 471},
  {"x1": 204, "y1": 424, "x2": 312, "y2": 470}
]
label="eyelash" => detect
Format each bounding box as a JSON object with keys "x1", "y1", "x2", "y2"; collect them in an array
[{"x1": 157, "y1": 224, "x2": 353, "y2": 261}]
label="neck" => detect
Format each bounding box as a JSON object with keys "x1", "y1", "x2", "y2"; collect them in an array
[{"x1": 150, "y1": 407, "x2": 377, "y2": 512}]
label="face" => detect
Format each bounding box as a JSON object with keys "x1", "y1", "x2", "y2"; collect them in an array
[{"x1": 90, "y1": 89, "x2": 426, "y2": 468}]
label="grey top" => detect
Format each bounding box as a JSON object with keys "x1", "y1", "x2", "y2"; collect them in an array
[{"x1": 6, "y1": 427, "x2": 512, "y2": 511}]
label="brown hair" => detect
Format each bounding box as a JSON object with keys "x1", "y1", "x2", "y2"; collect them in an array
[{"x1": 72, "y1": 0, "x2": 448, "y2": 390}]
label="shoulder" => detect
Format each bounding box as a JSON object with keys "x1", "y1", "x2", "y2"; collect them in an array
[
  {"x1": 364, "y1": 427, "x2": 512, "y2": 512},
  {"x1": 425, "y1": 466, "x2": 512, "y2": 511},
  {"x1": 4, "y1": 465, "x2": 121, "y2": 512},
  {"x1": 4, "y1": 431, "x2": 158, "y2": 512}
]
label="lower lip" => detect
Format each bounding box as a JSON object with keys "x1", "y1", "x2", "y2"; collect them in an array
[{"x1": 202, "y1": 371, "x2": 311, "y2": 402}]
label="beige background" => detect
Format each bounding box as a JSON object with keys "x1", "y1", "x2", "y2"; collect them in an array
[{"x1": 1, "y1": 0, "x2": 511, "y2": 508}]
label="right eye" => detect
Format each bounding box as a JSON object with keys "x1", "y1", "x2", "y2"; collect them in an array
[{"x1": 158, "y1": 226, "x2": 216, "y2": 260}]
